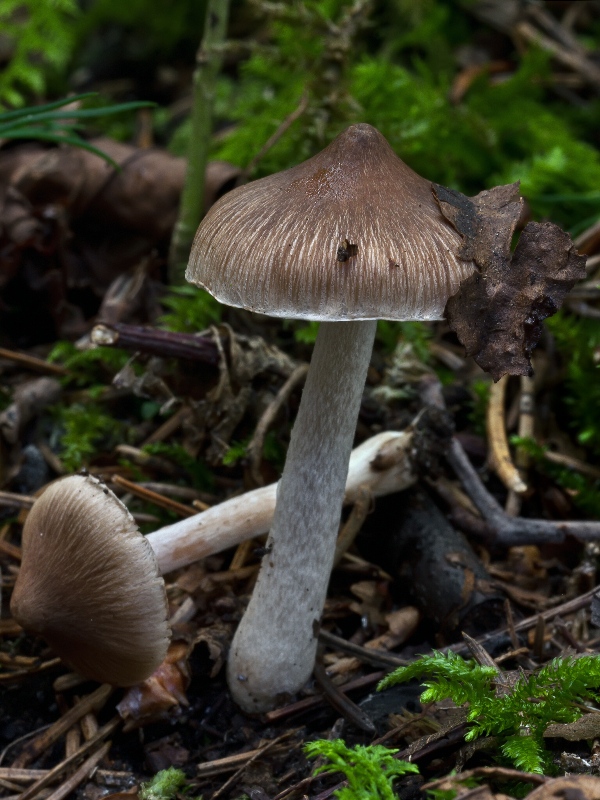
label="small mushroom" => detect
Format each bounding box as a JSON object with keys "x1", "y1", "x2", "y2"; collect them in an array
[
  {"x1": 187, "y1": 123, "x2": 475, "y2": 711},
  {"x1": 10, "y1": 430, "x2": 416, "y2": 685},
  {"x1": 10, "y1": 474, "x2": 170, "y2": 686}
]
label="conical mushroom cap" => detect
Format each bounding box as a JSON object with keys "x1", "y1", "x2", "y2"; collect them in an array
[
  {"x1": 10, "y1": 475, "x2": 170, "y2": 686},
  {"x1": 187, "y1": 123, "x2": 475, "y2": 321}
]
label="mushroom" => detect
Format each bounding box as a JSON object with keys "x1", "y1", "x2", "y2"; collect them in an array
[
  {"x1": 186, "y1": 123, "x2": 475, "y2": 712},
  {"x1": 10, "y1": 430, "x2": 416, "y2": 685},
  {"x1": 10, "y1": 473, "x2": 170, "y2": 686}
]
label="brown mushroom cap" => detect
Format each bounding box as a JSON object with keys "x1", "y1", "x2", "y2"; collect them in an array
[
  {"x1": 10, "y1": 475, "x2": 170, "y2": 686},
  {"x1": 187, "y1": 123, "x2": 475, "y2": 321}
]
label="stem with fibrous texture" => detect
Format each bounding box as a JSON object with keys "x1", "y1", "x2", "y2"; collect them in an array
[
  {"x1": 168, "y1": 0, "x2": 230, "y2": 282},
  {"x1": 226, "y1": 319, "x2": 377, "y2": 712}
]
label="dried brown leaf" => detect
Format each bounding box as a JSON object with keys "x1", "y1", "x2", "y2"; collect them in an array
[
  {"x1": 526, "y1": 775, "x2": 600, "y2": 800},
  {"x1": 544, "y1": 712, "x2": 600, "y2": 741},
  {"x1": 116, "y1": 640, "x2": 191, "y2": 729},
  {"x1": 434, "y1": 183, "x2": 586, "y2": 381}
]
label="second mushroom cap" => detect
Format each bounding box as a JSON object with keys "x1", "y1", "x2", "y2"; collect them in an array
[{"x1": 10, "y1": 475, "x2": 170, "y2": 686}]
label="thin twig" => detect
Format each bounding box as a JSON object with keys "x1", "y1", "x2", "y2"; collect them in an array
[
  {"x1": 449, "y1": 584, "x2": 600, "y2": 658},
  {"x1": 91, "y1": 323, "x2": 219, "y2": 364},
  {"x1": 211, "y1": 732, "x2": 297, "y2": 799},
  {"x1": 242, "y1": 91, "x2": 309, "y2": 179},
  {"x1": 333, "y1": 486, "x2": 371, "y2": 566},
  {"x1": 514, "y1": 20, "x2": 600, "y2": 88},
  {"x1": 0, "y1": 348, "x2": 69, "y2": 377},
  {"x1": 110, "y1": 475, "x2": 197, "y2": 517},
  {"x1": 544, "y1": 449, "x2": 600, "y2": 480},
  {"x1": 16, "y1": 717, "x2": 119, "y2": 800},
  {"x1": 12, "y1": 685, "x2": 113, "y2": 769},
  {"x1": 313, "y1": 661, "x2": 376, "y2": 734},
  {"x1": 246, "y1": 363, "x2": 309, "y2": 485},
  {"x1": 0, "y1": 492, "x2": 35, "y2": 511},
  {"x1": 196, "y1": 740, "x2": 290, "y2": 778},
  {"x1": 318, "y1": 629, "x2": 409, "y2": 669},
  {"x1": 41, "y1": 741, "x2": 111, "y2": 800},
  {"x1": 424, "y1": 764, "x2": 546, "y2": 791},
  {"x1": 263, "y1": 670, "x2": 385, "y2": 723},
  {"x1": 142, "y1": 406, "x2": 192, "y2": 446}
]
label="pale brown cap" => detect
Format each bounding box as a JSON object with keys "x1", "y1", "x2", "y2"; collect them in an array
[
  {"x1": 187, "y1": 123, "x2": 474, "y2": 321},
  {"x1": 10, "y1": 475, "x2": 170, "y2": 686}
]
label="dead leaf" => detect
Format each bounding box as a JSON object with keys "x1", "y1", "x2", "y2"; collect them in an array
[
  {"x1": 193, "y1": 621, "x2": 235, "y2": 678},
  {"x1": 117, "y1": 640, "x2": 191, "y2": 729},
  {"x1": 545, "y1": 712, "x2": 600, "y2": 741},
  {"x1": 526, "y1": 775, "x2": 600, "y2": 800},
  {"x1": 434, "y1": 182, "x2": 586, "y2": 381},
  {"x1": 189, "y1": 324, "x2": 298, "y2": 464},
  {"x1": 0, "y1": 377, "x2": 62, "y2": 445}
]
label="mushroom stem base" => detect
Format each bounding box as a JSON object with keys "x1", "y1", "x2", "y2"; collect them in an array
[{"x1": 226, "y1": 318, "x2": 377, "y2": 712}]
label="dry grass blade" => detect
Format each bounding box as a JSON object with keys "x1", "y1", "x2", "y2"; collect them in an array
[
  {"x1": 16, "y1": 718, "x2": 119, "y2": 800},
  {"x1": 210, "y1": 731, "x2": 298, "y2": 799},
  {"x1": 111, "y1": 475, "x2": 197, "y2": 517},
  {"x1": 40, "y1": 741, "x2": 111, "y2": 800},
  {"x1": 487, "y1": 376, "x2": 527, "y2": 494},
  {"x1": 0, "y1": 348, "x2": 69, "y2": 376},
  {"x1": 12, "y1": 685, "x2": 113, "y2": 769}
]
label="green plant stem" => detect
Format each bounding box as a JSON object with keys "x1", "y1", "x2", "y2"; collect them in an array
[{"x1": 168, "y1": 0, "x2": 231, "y2": 283}]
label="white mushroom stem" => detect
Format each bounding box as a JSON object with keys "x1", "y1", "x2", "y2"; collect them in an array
[
  {"x1": 148, "y1": 422, "x2": 415, "y2": 575},
  {"x1": 225, "y1": 319, "x2": 378, "y2": 712}
]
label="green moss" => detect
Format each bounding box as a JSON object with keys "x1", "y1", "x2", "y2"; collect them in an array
[
  {"x1": 159, "y1": 285, "x2": 222, "y2": 333},
  {"x1": 379, "y1": 651, "x2": 600, "y2": 774},
  {"x1": 545, "y1": 312, "x2": 600, "y2": 458},
  {"x1": 50, "y1": 402, "x2": 125, "y2": 471},
  {"x1": 0, "y1": 0, "x2": 78, "y2": 107},
  {"x1": 305, "y1": 739, "x2": 418, "y2": 800},
  {"x1": 139, "y1": 767, "x2": 189, "y2": 800}
]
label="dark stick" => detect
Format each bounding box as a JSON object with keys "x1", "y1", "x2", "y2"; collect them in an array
[
  {"x1": 91, "y1": 322, "x2": 219, "y2": 364},
  {"x1": 419, "y1": 374, "x2": 600, "y2": 546},
  {"x1": 313, "y1": 661, "x2": 377, "y2": 734},
  {"x1": 447, "y1": 438, "x2": 600, "y2": 545},
  {"x1": 447, "y1": 584, "x2": 600, "y2": 657}
]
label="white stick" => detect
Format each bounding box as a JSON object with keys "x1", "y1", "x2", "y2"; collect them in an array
[{"x1": 147, "y1": 427, "x2": 415, "y2": 575}]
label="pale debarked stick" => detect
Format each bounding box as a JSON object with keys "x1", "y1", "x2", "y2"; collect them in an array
[{"x1": 147, "y1": 429, "x2": 416, "y2": 575}]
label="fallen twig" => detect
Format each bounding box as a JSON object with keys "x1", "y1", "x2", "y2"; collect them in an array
[
  {"x1": 12, "y1": 685, "x2": 113, "y2": 769},
  {"x1": 447, "y1": 438, "x2": 600, "y2": 545},
  {"x1": 424, "y1": 764, "x2": 547, "y2": 791},
  {"x1": 110, "y1": 475, "x2": 198, "y2": 517},
  {"x1": 15, "y1": 719, "x2": 119, "y2": 800},
  {"x1": 41, "y1": 741, "x2": 111, "y2": 800},
  {"x1": 313, "y1": 661, "x2": 376, "y2": 734},
  {"x1": 263, "y1": 670, "x2": 385, "y2": 724},
  {"x1": 91, "y1": 322, "x2": 219, "y2": 364},
  {"x1": 147, "y1": 429, "x2": 417, "y2": 574},
  {"x1": 246, "y1": 362, "x2": 309, "y2": 485},
  {"x1": 0, "y1": 348, "x2": 69, "y2": 377},
  {"x1": 514, "y1": 19, "x2": 600, "y2": 88}
]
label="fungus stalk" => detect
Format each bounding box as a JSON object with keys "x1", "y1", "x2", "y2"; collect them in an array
[{"x1": 227, "y1": 318, "x2": 377, "y2": 712}]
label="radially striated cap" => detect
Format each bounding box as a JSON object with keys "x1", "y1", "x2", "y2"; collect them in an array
[
  {"x1": 10, "y1": 474, "x2": 170, "y2": 686},
  {"x1": 187, "y1": 123, "x2": 475, "y2": 321}
]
